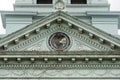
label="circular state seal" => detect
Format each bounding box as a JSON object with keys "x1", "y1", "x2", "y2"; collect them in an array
[{"x1": 49, "y1": 32, "x2": 70, "y2": 51}]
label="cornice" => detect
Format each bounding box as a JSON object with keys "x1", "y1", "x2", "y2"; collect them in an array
[
  {"x1": 0, "y1": 51, "x2": 119, "y2": 55},
  {"x1": 0, "y1": 11, "x2": 37, "y2": 15},
  {"x1": 0, "y1": 51, "x2": 119, "y2": 69},
  {"x1": 87, "y1": 11, "x2": 120, "y2": 16}
]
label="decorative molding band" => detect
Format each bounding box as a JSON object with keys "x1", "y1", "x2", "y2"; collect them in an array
[
  {"x1": 0, "y1": 51, "x2": 119, "y2": 69},
  {"x1": 0, "y1": 77, "x2": 120, "y2": 80},
  {"x1": 0, "y1": 69, "x2": 120, "y2": 79},
  {"x1": 0, "y1": 51, "x2": 119, "y2": 55},
  {"x1": 0, "y1": 64, "x2": 120, "y2": 69}
]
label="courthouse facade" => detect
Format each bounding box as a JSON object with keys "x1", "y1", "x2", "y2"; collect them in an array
[{"x1": 0, "y1": 0, "x2": 120, "y2": 80}]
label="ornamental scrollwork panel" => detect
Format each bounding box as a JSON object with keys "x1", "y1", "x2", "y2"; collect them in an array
[
  {"x1": 0, "y1": 69, "x2": 120, "y2": 77},
  {"x1": 69, "y1": 39, "x2": 94, "y2": 51},
  {"x1": 26, "y1": 38, "x2": 49, "y2": 51}
]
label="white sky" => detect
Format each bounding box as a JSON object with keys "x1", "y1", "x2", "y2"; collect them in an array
[{"x1": 0, "y1": 0, "x2": 120, "y2": 34}]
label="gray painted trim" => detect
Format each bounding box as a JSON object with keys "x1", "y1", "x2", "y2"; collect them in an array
[
  {"x1": 0, "y1": 77, "x2": 120, "y2": 79},
  {"x1": 87, "y1": 11, "x2": 120, "y2": 16}
]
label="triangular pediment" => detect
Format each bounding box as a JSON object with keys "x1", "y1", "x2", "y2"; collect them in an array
[{"x1": 0, "y1": 11, "x2": 120, "y2": 51}]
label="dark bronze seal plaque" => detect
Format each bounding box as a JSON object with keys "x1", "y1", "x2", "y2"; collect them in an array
[{"x1": 49, "y1": 32, "x2": 70, "y2": 51}]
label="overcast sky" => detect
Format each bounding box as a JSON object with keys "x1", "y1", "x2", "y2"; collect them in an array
[{"x1": 0, "y1": 0, "x2": 120, "y2": 34}]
